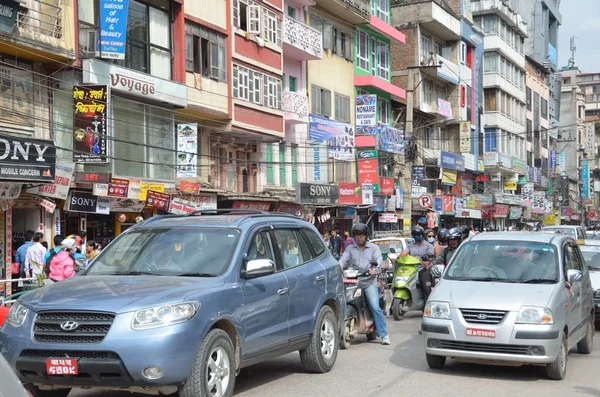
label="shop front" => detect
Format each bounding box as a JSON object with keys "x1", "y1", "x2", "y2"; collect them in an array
[{"x1": 295, "y1": 183, "x2": 339, "y2": 234}]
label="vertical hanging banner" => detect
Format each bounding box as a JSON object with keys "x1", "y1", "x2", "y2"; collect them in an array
[
  {"x1": 73, "y1": 85, "x2": 108, "y2": 163},
  {"x1": 99, "y1": 0, "x2": 130, "y2": 60},
  {"x1": 177, "y1": 123, "x2": 198, "y2": 178},
  {"x1": 460, "y1": 121, "x2": 471, "y2": 153},
  {"x1": 355, "y1": 95, "x2": 377, "y2": 135}
]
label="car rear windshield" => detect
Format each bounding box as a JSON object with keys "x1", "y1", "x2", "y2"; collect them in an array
[
  {"x1": 444, "y1": 240, "x2": 558, "y2": 283},
  {"x1": 85, "y1": 228, "x2": 240, "y2": 276},
  {"x1": 579, "y1": 246, "x2": 600, "y2": 270}
]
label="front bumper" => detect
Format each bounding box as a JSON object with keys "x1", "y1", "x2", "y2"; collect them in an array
[
  {"x1": 422, "y1": 309, "x2": 562, "y2": 365},
  {"x1": 0, "y1": 310, "x2": 203, "y2": 387}
]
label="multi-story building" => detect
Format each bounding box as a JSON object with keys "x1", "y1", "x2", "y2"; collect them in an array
[
  {"x1": 507, "y1": 0, "x2": 562, "y2": 126},
  {"x1": 525, "y1": 56, "x2": 551, "y2": 173},
  {"x1": 0, "y1": 0, "x2": 75, "y2": 292}
]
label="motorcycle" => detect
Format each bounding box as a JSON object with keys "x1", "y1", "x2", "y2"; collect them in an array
[
  {"x1": 387, "y1": 249, "x2": 425, "y2": 321},
  {"x1": 340, "y1": 261, "x2": 386, "y2": 349}
]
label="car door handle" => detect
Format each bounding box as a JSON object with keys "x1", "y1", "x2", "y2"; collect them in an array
[
  {"x1": 315, "y1": 275, "x2": 325, "y2": 281},
  {"x1": 278, "y1": 288, "x2": 289, "y2": 295}
]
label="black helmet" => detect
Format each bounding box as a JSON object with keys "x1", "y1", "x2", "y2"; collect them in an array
[
  {"x1": 460, "y1": 225, "x2": 470, "y2": 238},
  {"x1": 422, "y1": 254, "x2": 435, "y2": 262},
  {"x1": 411, "y1": 226, "x2": 425, "y2": 238},
  {"x1": 438, "y1": 228, "x2": 448, "y2": 244},
  {"x1": 447, "y1": 227, "x2": 463, "y2": 243},
  {"x1": 351, "y1": 223, "x2": 369, "y2": 237}
]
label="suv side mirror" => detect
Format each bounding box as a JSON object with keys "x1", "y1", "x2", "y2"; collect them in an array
[
  {"x1": 567, "y1": 269, "x2": 583, "y2": 283},
  {"x1": 242, "y1": 259, "x2": 276, "y2": 279},
  {"x1": 389, "y1": 248, "x2": 396, "y2": 253}
]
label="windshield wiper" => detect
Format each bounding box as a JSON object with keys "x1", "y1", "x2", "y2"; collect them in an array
[
  {"x1": 177, "y1": 272, "x2": 216, "y2": 277},
  {"x1": 520, "y1": 278, "x2": 556, "y2": 284},
  {"x1": 115, "y1": 271, "x2": 164, "y2": 276}
]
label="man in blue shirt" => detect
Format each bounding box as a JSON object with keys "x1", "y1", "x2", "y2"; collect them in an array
[{"x1": 15, "y1": 230, "x2": 34, "y2": 281}]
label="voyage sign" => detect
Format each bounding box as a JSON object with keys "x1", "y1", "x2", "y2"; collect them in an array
[{"x1": 0, "y1": 133, "x2": 56, "y2": 182}]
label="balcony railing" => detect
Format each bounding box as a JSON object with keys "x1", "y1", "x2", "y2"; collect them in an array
[
  {"x1": 313, "y1": 0, "x2": 370, "y2": 25},
  {"x1": 282, "y1": 91, "x2": 309, "y2": 124},
  {"x1": 471, "y1": 0, "x2": 527, "y2": 36},
  {"x1": 283, "y1": 17, "x2": 323, "y2": 60},
  {"x1": 13, "y1": 0, "x2": 68, "y2": 51}
]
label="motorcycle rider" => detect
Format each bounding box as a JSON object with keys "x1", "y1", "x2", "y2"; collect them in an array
[
  {"x1": 437, "y1": 228, "x2": 448, "y2": 248},
  {"x1": 338, "y1": 223, "x2": 390, "y2": 345},
  {"x1": 419, "y1": 254, "x2": 435, "y2": 302},
  {"x1": 425, "y1": 229, "x2": 441, "y2": 256},
  {"x1": 400, "y1": 226, "x2": 435, "y2": 260},
  {"x1": 433, "y1": 227, "x2": 463, "y2": 266},
  {"x1": 460, "y1": 225, "x2": 471, "y2": 241}
]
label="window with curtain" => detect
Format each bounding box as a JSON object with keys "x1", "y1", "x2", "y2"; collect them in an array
[
  {"x1": 484, "y1": 89, "x2": 497, "y2": 111},
  {"x1": 113, "y1": 0, "x2": 172, "y2": 79}
]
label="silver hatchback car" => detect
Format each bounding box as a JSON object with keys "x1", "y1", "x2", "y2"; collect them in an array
[{"x1": 422, "y1": 232, "x2": 595, "y2": 380}]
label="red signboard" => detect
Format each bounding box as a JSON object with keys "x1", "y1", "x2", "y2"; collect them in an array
[
  {"x1": 108, "y1": 178, "x2": 129, "y2": 198},
  {"x1": 358, "y1": 158, "x2": 378, "y2": 185},
  {"x1": 179, "y1": 180, "x2": 200, "y2": 194},
  {"x1": 231, "y1": 201, "x2": 272, "y2": 212},
  {"x1": 338, "y1": 182, "x2": 362, "y2": 205},
  {"x1": 475, "y1": 175, "x2": 488, "y2": 182},
  {"x1": 272, "y1": 202, "x2": 302, "y2": 215},
  {"x1": 146, "y1": 190, "x2": 171, "y2": 211},
  {"x1": 442, "y1": 195, "x2": 454, "y2": 213},
  {"x1": 494, "y1": 204, "x2": 509, "y2": 217},
  {"x1": 380, "y1": 177, "x2": 395, "y2": 195},
  {"x1": 74, "y1": 172, "x2": 111, "y2": 184},
  {"x1": 355, "y1": 135, "x2": 377, "y2": 147}
]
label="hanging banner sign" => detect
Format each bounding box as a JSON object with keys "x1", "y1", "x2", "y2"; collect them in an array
[
  {"x1": 146, "y1": 190, "x2": 170, "y2": 211},
  {"x1": 31, "y1": 195, "x2": 56, "y2": 213},
  {"x1": 99, "y1": 0, "x2": 131, "y2": 60},
  {"x1": 176, "y1": 123, "x2": 198, "y2": 178},
  {"x1": 73, "y1": 85, "x2": 108, "y2": 163}
]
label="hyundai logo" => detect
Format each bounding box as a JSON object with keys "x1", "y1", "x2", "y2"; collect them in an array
[
  {"x1": 60, "y1": 321, "x2": 79, "y2": 331},
  {"x1": 476, "y1": 314, "x2": 488, "y2": 320}
]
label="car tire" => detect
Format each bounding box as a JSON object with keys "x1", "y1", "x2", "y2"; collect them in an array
[
  {"x1": 546, "y1": 333, "x2": 568, "y2": 380},
  {"x1": 300, "y1": 305, "x2": 338, "y2": 373},
  {"x1": 178, "y1": 329, "x2": 236, "y2": 397},
  {"x1": 366, "y1": 330, "x2": 378, "y2": 341},
  {"x1": 392, "y1": 299, "x2": 404, "y2": 321},
  {"x1": 26, "y1": 386, "x2": 71, "y2": 397},
  {"x1": 425, "y1": 353, "x2": 446, "y2": 369},
  {"x1": 576, "y1": 316, "x2": 594, "y2": 354}
]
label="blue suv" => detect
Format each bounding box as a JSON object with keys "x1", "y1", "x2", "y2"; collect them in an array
[{"x1": 0, "y1": 211, "x2": 345, "y2": 397}]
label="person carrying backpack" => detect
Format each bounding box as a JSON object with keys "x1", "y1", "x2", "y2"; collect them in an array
[{"x1": 47, "y1": 238, "x2": 79, "y2": 282}]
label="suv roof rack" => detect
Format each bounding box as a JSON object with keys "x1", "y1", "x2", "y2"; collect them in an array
[{"x1": 187, "y1": 209, "x2": 268, "y2": 216}]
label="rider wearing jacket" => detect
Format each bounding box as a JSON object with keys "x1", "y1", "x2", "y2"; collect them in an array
[
  {"x1": 433, "y1": 227, "x2": 463, "y2": 266},
  {"x1": 338, "y1": 223, "x2": 390, "y2": 345}
]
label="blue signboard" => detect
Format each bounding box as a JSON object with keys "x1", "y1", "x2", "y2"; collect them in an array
[
  {"x1": 581, "y1": 161, "x2": 590, "y2": 201},
  {"x1": 378, "y1": 124, "x2": 405, "y2": 155},
  {"x1": 549, "y1": 150, "x2": 556, "y2": 175},
  {"x1": 99, "y1": 0, "x2": 130, "y2": 60},
  {"x1": 434, "y1": 197, "x2": 442, "y2": 212},
  {"x1": 372, "y1": 196, "x2": 385, "y2": 212},
  {"x1": 547, "y1": 43, "x2": 557, "y2": 66},
  {"x1": 440, "y1": 151, "x2": 465, "y2": 171}
]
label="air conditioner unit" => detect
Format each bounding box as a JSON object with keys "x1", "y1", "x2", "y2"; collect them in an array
[{"x1": 80, "y1": 27, "x2": 100, "y2": 57}]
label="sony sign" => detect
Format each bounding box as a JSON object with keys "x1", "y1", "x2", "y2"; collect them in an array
[
  {"x1": 296, "y1": 183, "x2": 338, "y2": 205},
  {"x1": 0, "y1": 133, "x2": 56, "y2": 182}
]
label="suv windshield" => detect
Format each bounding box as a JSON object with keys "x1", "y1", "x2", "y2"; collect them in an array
[
  {"x1": 85, "y1": 228, "x2": 240, "y2": 276},
  {"x1": 579, "y1": 246, "x2": 600, "y2": 270},
  {"x1": 444, "y1": 240, "x2": 558, "y2": 283}
]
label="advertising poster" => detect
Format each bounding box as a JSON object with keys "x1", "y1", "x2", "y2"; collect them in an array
[
  {"x1": 358, "y1": 158, "x2": 378, "y2": 186},
  {"x1": 146, "y1": 190, "x2": 170, "y2": 211},
  {"x1": 355, "y1": 95, "x2": 377, "y2": 135},
  {"x1": 308, "y1": 114, "x2": 354, "y2": 161},
  {"x1": 460, "y1": 121, "x2": 471, "y2": 153},
  {"x1": 73, "y1": 85, "x2": 108, "y2": 163},
  {"x1": 99, "y1": 0, "x2": 130, "y2": 60},
  {"x1": 378, "y1": 124, "x2": 405, "y2": 155},
  {"x1": 338, "y1": 182, "x2": 362, "y2": 205},
  {"x1": 177, "y1": 123, "x2": 198, "y2": 178}
]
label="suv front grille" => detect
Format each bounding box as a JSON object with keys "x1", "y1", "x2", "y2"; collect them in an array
[
  {"x1": 436, "y1": 340, "x2": 530, "y2": 355},
  {"x1": 33, "y1": 311, "x2": 115, "y2": 344},
  {"x1": 20, "y1": 350, "x2": 120, "y2": 360},
  {"x1": 460, "y1": 309, "x2": 507, "y2": 325}
]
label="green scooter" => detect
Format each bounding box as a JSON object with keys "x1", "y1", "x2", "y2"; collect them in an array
[{"x1": 386, "y1": 250, "x2": 425, "y2": 321}]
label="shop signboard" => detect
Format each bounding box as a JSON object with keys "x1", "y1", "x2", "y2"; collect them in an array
[
  {"x1": 378, "y1": 213, "x2": 397, "y2": 223},
  {"x1": 296, "y1": 183, "x2": 338, "y2": 205},
  {"x1": 338, "y1": 182, "x2": 362, "y2": 205},
  {"x1": 231, "y1": 201, "x2": 272, "y2": 211},
  {"x1": 308, "y1": 113, "x2": 355, "y2": 161},
  {"x1": 380, "y1": 177, "x2": 395, "y2": 195},
  {"x1": 176, "y1": 123, "x2": 198, "y2": 178},
  {"x1": 362, "y1": 184, "x2": 374, "y2": 205},
  {"x1": 99, "y1": 0, "x2": 130, "y2": 60},
  {"x1": 0, "y1": 55, "x2": 35, "y2": 128},
  {"x1": 181, "y1": 193, "x2": 217, "y2": 210},
  {"x1": 146, "y1": 190, "x2": 170, "y2": 211},
  {"x1": 72, "y1": 85, "x2": 109, "y2": 163},
  {"x1": 74, "y1": 172, "x2": 111, "y2": 184},
  {"x1": 0, "y1": 183, "x2": 21, "y2": 199},
  {"x1": 378, "y1": 124, "x2": 405, "y2": 155},
  {"x1": 27, "y1": 162, "x2": 75, "y2": 200},
  {"x1": 31, "y1": 195, "x2": 56, "y2": 213},
  {"x1": 65, "y1": 191, "x2": 110, "y2": 214},
  {"x1": 109, "y1": 198, "x2": 146, "y2": 213},
  {"x1": 493, "y1": 204, "x2": 509, "y2": 218},
  {"x1": 355, "y1": 95, "x2": 377, "y2": 135},
  {"x1": 83, "y1": 59, "x2": 188, "y2": 107},
  {"x1": 440, "y1": 151, "x2": 465, "y2": 171},
  {"x1": 168, "y1": 197, "x2": 202, "y2": 215},
  {"x1": 272, "y1": 203, "x2": 302, "y2": 216},
  {"x1": 0, "y1": 133, "x2": 56, "y2": 182},
  {"x1": 108, "y1": 178, "x2": 129, "y2": 198},
  {"x1": 179, "y1": 180, "x2": 200, "y2": 194},
  {"x1": 358, "y1": 158, "x2": 378, "y2": 186},
  {"x1": 0, "y1": 0, "x2": 17, "y2": 34},
  {"x1": 139, "y1": 183, "x2": 164, "y2": 201}
]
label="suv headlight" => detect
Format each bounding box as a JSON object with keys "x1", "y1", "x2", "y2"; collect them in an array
[
  {"x1": 424, "y1": 301, "x2": 451, "y2": 319},
  {"x1": 6, "y1": 301, "x2": 29, "y2": 327},
  {"x1": 132, "y1": 302, "x2": 200, "y2": 330},
  {"x1": 516, "y1": 306, "x2": 554, "y2": 325}
]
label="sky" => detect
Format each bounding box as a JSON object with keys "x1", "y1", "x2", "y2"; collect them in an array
[{"x1": 558, "y1": 0, "x2": 600, "y2": 73}]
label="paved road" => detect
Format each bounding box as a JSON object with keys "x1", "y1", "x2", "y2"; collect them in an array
[{"x1": 70, "y1": 313, "x2": 600, "y2": 397}]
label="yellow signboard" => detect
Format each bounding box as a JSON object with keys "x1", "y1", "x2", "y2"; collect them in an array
[
  {"x1": 442, "y1": 170, "x2": 457, "y2": 186},
  {"x1": 504, "y1": 181, "x2": 517, "y2": 190},
  {"x1": 139, "y1": 183, "x2": 165, "y2": 201}
]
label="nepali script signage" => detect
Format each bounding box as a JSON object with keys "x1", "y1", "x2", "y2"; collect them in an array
[{"x1": 73, "y1": 85, "x2": 108, "y2": 163}]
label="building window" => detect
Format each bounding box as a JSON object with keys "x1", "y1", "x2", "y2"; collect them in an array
[
  {"x1": 378, "y1": 97, "x2": 389, "y2": 124},
  {"x1": 266, "y1": 144, "x2": 274, "y2": 185},
  {"x1": 541, "y1": 98, "x2": 548, "y2": 119},
  {"x1": 373, "y1": 0, "x2": 389, "y2": 22},
  {"x1": 279, "y1": 143, "x2": 286, "y2": 185},
  {"x1": 485, "y1": 129, "x2": 497, "y2": 152},
  {"x1": 527, "y1": 119, "x2": 532, "y2": 142},
  {"x1": 287, "y1": 6, "x2": 295, "y2": 18},
  {"x1": 185, "y1": 22, "x2": 227, "y2": 82},
  {"x1": 288, "y1": 76, "x2": 297, "y2": 92},
  {"x1": 377, "y1": 40, "x2": 390, "y2": 81},
  {"x1": 233, "y1": 65, "x2": 282, "y2": 109},
  {"x1": 291, "y1": 144, "x2": 298, "y2": 185},
  {"x1": 460, "y1": 42, "x2": 467, "y2": 64},
  {"x1": 311, "y1": 85, "x2": 331, "y2": 116},
  {"x1": 424, "y1": 127, "x2": 441, "y2": 150},
  {"x1": 526, "y1": 87, "x2": 532, "y2": 110},
  {"x1": 484, "y1": 53, "x2": 497, "y2": 73},
  {"x1": 541, "y1": 127, "x2": 548, "y2": 149},
  {"x1": 112, "y1": 97, "x2": 174, "y2": 180},
  {"x1": 334, "y1": 94, "x2": 350, "y2": 123},
  {"x1": 356, "y1": 30, "x2": 370, "y2": 71},
  {"x1": 333, "y1": 27, "x2": 353, "y2": 61},
  {"x1": 484, "y1": 89, "x2": 497, "y2": 111},
  {"x1": 420, "y1": 34, "x2": 431, "y2": 61},
  {"x1": 233, "y1": 0, "x2": 281, "y2": 46},
  {"x1": 423, "y1": 81, "x2": 433, "y2": 106}
]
